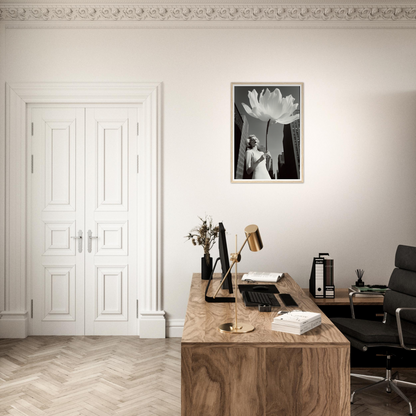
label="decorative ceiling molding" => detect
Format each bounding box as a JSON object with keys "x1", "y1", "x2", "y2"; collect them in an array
[{"x1": 0, "y1": 4, "x2": 415, "y2": 22}]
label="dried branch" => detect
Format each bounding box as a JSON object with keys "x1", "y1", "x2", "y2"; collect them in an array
[{"x1": 185, "y1": 215, "x2": 219, "y2": 261}]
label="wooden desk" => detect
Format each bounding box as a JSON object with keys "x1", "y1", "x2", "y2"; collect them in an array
[{"x1": 182, "y1": 273, "x2": 350, "y2": 416}]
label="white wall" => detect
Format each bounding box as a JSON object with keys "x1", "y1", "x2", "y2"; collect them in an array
[{"x1": 4, "y1": 23, "x2": 416, "y2": 330}]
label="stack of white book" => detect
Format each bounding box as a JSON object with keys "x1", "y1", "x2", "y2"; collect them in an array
[{"x1": 272, "y1": 311, "x2": 321, "y2": 335}]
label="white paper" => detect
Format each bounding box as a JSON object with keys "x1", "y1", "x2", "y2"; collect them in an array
[{"x1": 242, "y1": 272, "x2": 284, "y2": 283}]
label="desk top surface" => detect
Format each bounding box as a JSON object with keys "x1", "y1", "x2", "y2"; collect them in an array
[{"x1": 182, "y1": 273, "x2": 349, "y2": 346}]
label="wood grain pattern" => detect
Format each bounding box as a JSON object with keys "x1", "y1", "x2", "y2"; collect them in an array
[
  {"x1": 302, "y1": 347, "x2": 350, "y2": 416},
  {"x1": 183, "y1": 273, "x2": 350, "y2": 345},
  {"x1": 265, "y1": 347, "x2": 302, "y2": 416},
  {"x1": 304, "y1": 288, "x2": 385, "y2": 306},
  {"x1": 189, "y1": 346, "x2": 229, "y2": 415},
  {"x1": 181, "y1": 273, "x2": 351, "y2": 416},
  {"x1": 229, "y1": 347, "x2": 266, "y2": 416}
]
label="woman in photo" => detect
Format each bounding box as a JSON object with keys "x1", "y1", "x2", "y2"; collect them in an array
[{"x1": 246, "y1": 135, "x2": 271, "y2": 180}]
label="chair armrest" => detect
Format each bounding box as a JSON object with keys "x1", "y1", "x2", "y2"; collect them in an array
[
  {"x1": 348, "y1": 290, "x2": 387, "y2": 319},
  {"x1": 395, "y1": 308, "x2": 416, "y2": 351}
]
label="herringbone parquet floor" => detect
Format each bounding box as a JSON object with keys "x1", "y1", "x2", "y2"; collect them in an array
[
  {"x1": 1, "y1": 337, "x2": 416, "y2": 416},
  {"x1": 0, "y1": 337, "x2": 181, "y2": 416}
]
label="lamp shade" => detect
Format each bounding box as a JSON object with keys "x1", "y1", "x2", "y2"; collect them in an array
[{"x1": 244, "y1": 225, "x2": 263, "y2": 252}]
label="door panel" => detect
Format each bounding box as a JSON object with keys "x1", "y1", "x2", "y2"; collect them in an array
[
  {"x1": 43, "y1": 265, "x2": 76, "y2": 321},
  {"x1": 43, "y1": 221, "x2": 76, "y2": 256},
  {"x1": 96, "y1": 119, "x2": 128, "y2": 211},
  {"x1": 96, "y1": 265, "x2": 128, "y2": 321},
  {"x1": 31, "y1": 107, "x2": 85, "y2": 335},
  {"x1": 95, "y1": 221, "x2": 128, "y2": 256},
  {"x1": 44, "y1": 121, "x2": 76, "y2": 211}
]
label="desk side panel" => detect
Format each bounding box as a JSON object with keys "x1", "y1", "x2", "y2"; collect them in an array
[
  {"x1": 182, "y1": 344, "x2": 230, "y2": 416},
  {"x1": 181, "y1": 344, "x2": 267, "y2": 416},
  {"x1": 182, "y1": 343, "x2": 350, "y2": 416},
  {"x1": 301, "y1": 346, "x2": 350, "y2": 416},
  {"x1": 265, "y1": 347, "x2": 303, "y2": 415}
]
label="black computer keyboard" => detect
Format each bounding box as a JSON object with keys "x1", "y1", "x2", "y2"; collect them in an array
[{"x1": 244, "y1": 291, "x2": 280, "y2": 307}]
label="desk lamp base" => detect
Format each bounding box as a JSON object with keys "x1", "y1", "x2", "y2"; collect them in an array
[{"x1": 218, "y1": 322, "x2": 254, "y2": 334}]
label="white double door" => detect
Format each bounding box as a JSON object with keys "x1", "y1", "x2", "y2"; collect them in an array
[{"x1": 30, "y1": 105, "x2": 139, "y2": 335}]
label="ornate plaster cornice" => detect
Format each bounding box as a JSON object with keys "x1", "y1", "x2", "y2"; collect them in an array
[{"x1": 0, "y1": 4, "x2": 415, "y2": 21}]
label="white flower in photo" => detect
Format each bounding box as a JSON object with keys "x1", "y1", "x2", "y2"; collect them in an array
[{"x1": 242, "y1": 88, "x2": 299, "y2": 125}]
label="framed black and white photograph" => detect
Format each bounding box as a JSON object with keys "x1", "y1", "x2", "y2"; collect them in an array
[{"x1": 232, "y1": 83, "x2": 304, "y2": 183}]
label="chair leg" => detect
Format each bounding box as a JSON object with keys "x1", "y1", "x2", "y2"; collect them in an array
[
  {"x1": 395, "y1": 379, "x2": 416, "y2": 389},
  {"x1": 351, "y1": 379, "x2": 388, "y2": 403},
  {"x1": 389, "y1": 381, "x2": 413, "y2": 415},
  {"x1": 351, "y1": 355, "x2": 415, "y2": 415},
  {"x1": 351, "y1": 373, "x2": 385, "y2": 382}
]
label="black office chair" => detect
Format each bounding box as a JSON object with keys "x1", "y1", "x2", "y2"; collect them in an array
[{"x1": 332, "y1": 245, "x2": 416, "y2": 415}]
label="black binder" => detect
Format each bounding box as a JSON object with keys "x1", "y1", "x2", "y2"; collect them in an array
[{"x1": 309, "y1": 253, "x2": 335, "y2": 299}]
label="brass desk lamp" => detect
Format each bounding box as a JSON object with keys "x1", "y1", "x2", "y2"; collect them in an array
[{"x1": 213, "y1": 224, "x2": 263, "y2": 334}]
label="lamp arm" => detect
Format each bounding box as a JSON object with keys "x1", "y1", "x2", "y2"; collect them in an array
[{"x1": 213, "y1": 235, "x2": 250, "y2": 299}]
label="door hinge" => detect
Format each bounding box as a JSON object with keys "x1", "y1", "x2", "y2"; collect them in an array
[
  {"x1": 136, "y1": 300, "x2": 139, "y2": 319},
  {"x1": 31, "y1": 122, "x2": 34, "y2": 136},
  {"x1": 31, "y1": 299, "x2": 33, "y2": 319},
  {"x1": 137, "y1": 122, "x2": 139, "y2": 136},
  {"x1": 31, "y1": 155, "x2": 34, "y2": 173},
  {"x1": 137, "y1": 155, "x2": 139, "y2": 173}
]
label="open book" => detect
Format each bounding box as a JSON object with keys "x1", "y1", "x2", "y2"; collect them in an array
[{"x1": 242, "y1": 272, "x2": 284, "y2": 283}]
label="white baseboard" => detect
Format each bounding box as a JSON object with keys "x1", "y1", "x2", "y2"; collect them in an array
[
  {"x1": 167, "y1": 319, "x2": 184, "y2": 338},
  {"x1": 139, "y1": 310, "x2": 166, "y2": 338},
  {"x1": 0, "y1": 310, "x2": 184, "y2": 339},
  {"x1": 0, "y1": 311, "x2": 29, "y2": 338}
]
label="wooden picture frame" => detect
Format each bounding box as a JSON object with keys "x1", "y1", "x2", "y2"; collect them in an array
[{"x1": 232, "y1": 83, "x2": 304, "y2": 183}]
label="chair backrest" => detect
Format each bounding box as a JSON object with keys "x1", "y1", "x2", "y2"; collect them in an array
[{"x1": 384, "y1": 245, "x2": 416, "y2": 331}]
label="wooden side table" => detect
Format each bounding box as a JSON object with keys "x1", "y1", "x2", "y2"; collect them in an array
[
  {"x1": 303, "y1": 288, "x2": 385, "y2": 322},
  {"x1": 303, "y1": 287, "x2": 384, "y2": 305}
]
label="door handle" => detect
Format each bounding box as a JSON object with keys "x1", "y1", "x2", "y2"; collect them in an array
[
  {"x1": 88, "y1": 230, "x2": 98, "y2": 253},
  {"x1": 71, "y1": 230, "x2": 83, "y2": 253}
]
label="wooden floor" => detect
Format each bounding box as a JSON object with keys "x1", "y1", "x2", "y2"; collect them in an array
[
  {"x1": 0, "y1": 337, "x2": 415, "y2": 416},
  {"x1": 0, "y1": 337, "x2": 180, "y2": 416}
]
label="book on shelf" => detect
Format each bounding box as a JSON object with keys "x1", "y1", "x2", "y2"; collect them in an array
[
  {"x1": 242, "y1": 272, "x2": 284, "y2": 283},
  {"x1": 271, "y1": 311, "x2": 321, "y2": 335},
  {"x1": 349, "y1": 285, "x2": 387, "y2": 297}
]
